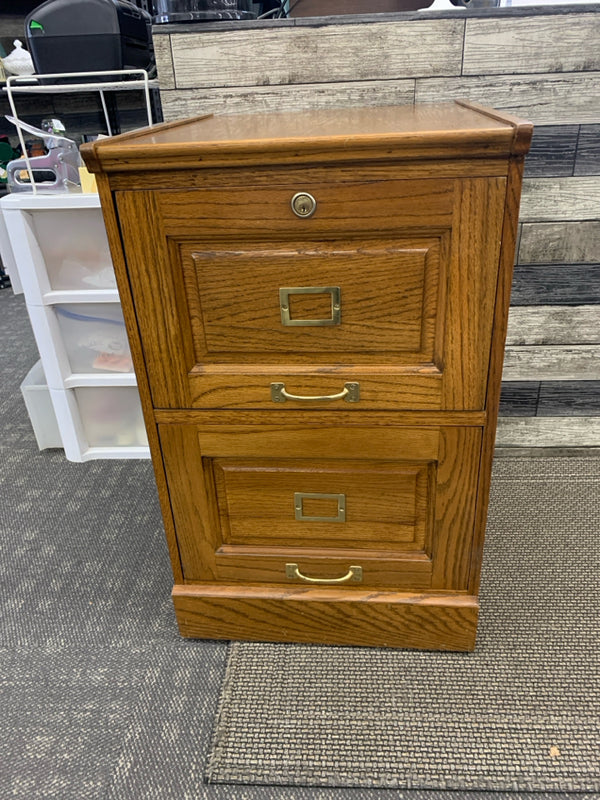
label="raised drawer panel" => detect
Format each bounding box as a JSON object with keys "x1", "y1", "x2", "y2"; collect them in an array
[
  {"x1": 184, "y1": 237, "x2": 442, "y2": 360},
  {"x1": 212, "y1": 458, "x2": 431, "y2": 552}
]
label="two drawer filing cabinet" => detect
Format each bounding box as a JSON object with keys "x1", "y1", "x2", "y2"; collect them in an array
[{"x1": 82, "y1": 101, "x2": 532, "y2": 650}]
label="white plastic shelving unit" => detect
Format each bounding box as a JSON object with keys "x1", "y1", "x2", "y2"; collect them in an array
[{"x1": 1, "y1": 192, "x2": 150, "y2": 461}]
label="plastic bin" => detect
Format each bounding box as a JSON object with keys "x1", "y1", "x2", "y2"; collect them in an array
[
  {"x1": 74, "y1": 386, "x2": 148, "y2": 448},
  {"x1": 54, "y1": 303, "x2": 132, "y2": 374},
  {"x1": 20, "y1": 360, "x2": 63, "y2": 450},
  {"x1": 31, "y1": 208, "x2": 116, "y2": 290}
]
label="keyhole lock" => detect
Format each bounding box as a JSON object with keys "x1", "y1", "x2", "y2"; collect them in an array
[{"x1": 291, "y1": 192, "x2": 317, "y2": 218}]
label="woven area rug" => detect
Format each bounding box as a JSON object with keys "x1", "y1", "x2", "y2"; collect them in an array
[{"x1": 205, "y1": 457, "x2": 600, "y2": 792}]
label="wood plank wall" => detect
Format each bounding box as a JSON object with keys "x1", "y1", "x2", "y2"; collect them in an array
[{"x1": 153, "y1": 9, "x2": 600, "y2": 448}]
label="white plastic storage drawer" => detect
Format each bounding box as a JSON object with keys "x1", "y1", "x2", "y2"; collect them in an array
[
  {"x1": 75, "y1": 387, "x2": 148, "y2": 448},
  {"x1": 20, "y1": 360, "x2": 62, "y2": 450},
  {"x1": 31, "y1": 208, "x2": 116, "y2": 291},
  {"x1": 54, "y1": 304, "x2": 132, "y2": 374}
]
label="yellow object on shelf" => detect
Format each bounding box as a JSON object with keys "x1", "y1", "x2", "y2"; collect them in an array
[{"x1": 79, "y1": 166, "x2": 97, "y2": 193}]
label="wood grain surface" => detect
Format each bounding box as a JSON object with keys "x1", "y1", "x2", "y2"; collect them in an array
[
  {"x1": 463, "y1": 17, "x2": 600, "y2": 76},
  {"x1": 212, "y1": 458, "x2": 430, "y2": 551},
  {"x1": 86, "y1": 100, "x2": 531, "y2": 647},
  {"x1": 538, "y1": 381, "x2": 600, "y2": 416},
  {"x1": 168, "y1": 21, "x2": 464, "y2": 88},
  {"x1": 520, "y1": 177, "x2": 600, "y2": 221},
  {"x1": 186, "y1": 239, "x2": 440, "y2": 357},
  {"x1": 416, "y1": 73, "x2": 600, "y2": 125},
  {"x1": 497, "y1": 417, "x2": 600, "y2": 447},
  {"x1": 511, "y1": 264, "x2": 600, "y2": 306},
  {"x1": 172, "y1": 584, "x2": 479, "y2": 650},
  {"x1": 503, "y1": 345, "x2": 600, "y2": 381},
  {"x1": 158, "y1": 80, "x2": 417, "y2": 121},
  {"x1": 499, "y1": 381, "x2": 540, "y2": 417},
  {"x1": 157, "y1": 422, "x2": 482, "y2": 591},
  {"x1": 506, "y1": 306, "x2": 600, "y2": 345},
  {"x1": 524, "y1": 125, "x2": 579, "y2": 178},
  {"x1": 468, "y1": 156, "x2": 525, "y2": 595},
  {"x1": 574, "y1": 125, "x2": 600, "y2": 176},
  {"x1": 153, "y1": 34, "x2": 175, "y2": 90},
  {"x1": 518, "y1": 222, "x2": 600, "y2": 264}
]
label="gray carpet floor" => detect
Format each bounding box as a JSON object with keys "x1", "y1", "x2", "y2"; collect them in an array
[{"x1": 1, "y1": 287, "x2": 597, "y2": 800}]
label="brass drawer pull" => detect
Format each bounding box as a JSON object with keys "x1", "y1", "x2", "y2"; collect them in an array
[
  {"x1": 286, "y1": 563, "x2": 363, "y2": 584},
  {"x1": 271, "y1": 382, "x2": 360, "y2": 403}
]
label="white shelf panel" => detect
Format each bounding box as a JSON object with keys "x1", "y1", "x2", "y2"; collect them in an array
[
  {"x1": 64, "y1": 373, "x2": 137, "y2": 389},
  {"x1": 43, "y1": 290, "x2": 121, "y2": 305},
  {"x1": 0, "y1": 193, "x2": 100, "y2": 211},
  {"x1": 78, "y1": 446, "x2": 150, "y2": 462}
]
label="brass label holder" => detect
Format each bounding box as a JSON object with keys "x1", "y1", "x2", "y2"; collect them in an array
[
  {"x1": 294, "y1": 492, "x2": 346, "y2": 523},
  {"x1": 279, "y1": 286, "x2": 341, "y2": 327}
]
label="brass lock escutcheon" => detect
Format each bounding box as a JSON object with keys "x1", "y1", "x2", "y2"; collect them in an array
[{"x1": 291, "y1": 192, "x2": 317, "y2": 218}]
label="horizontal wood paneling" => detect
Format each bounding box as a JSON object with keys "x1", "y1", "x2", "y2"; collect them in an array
[
  {"x1": 506, "y1": 306, "x2": 600, "y2": 346},
  {"x1": 511, "y1": 264, "x2": 600, "y2": 307},
  {"x1": 524, "y1": 125, "x2": 579, "y2": 178},
  {"x1": 520, "y1": 177, "x2": 600, "y2": 221},
  {"x1": 574, "y1": 125, "x2": 600, "y2": 176},
  {"x1": 518, "y1": 222, "x2": 600, "y2": 264},
  {"x1": 503, "y1": 345, "x2": 600, "y2": 381},
  {"x1": 169, "y1": 21, "x2": 464, "y2": 89},
  {"x1": 499, "y1": 381, "x2": 600, "y2": 417},
  {"x1": 538, "y1": 381, "x2": 600, "y2": 416},
  {"x1": 463, "y1": 17, "x2": 600, "y2": 76},
  {"x1": 496, "y1": 417, "x2": 600, "y2": 447},
  {"x1": 155, "y1": 33, "x2": 175, "y2": 90},
  {"x1": 159, "y1": 81, "x2": 416, "y2": 120},
  {"x1": 415, "y1": 73, "x2": 600, "y2": 125},
  {"x1": 499, "y1": 382, "x2": 539, "y2": 417}
]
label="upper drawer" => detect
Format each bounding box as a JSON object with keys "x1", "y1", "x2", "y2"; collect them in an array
[
  {"x1": 116, "y1": 176, "x2": 506, "y2": 411},
  {"x1": 156, "y1": 177, "x2": 455, "y2": 237}
]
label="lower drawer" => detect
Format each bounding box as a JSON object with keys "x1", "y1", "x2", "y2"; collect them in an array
[{"x1": 159, "y1": 421, "x2": 483, "y2": 591}]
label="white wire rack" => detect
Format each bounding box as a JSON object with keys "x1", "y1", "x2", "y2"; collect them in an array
[{"x1": 3, "y1": 69, "x2": 158, "y2": 194}]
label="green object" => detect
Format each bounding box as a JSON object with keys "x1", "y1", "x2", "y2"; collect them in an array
[
  {"x1": 29, "y1": 20, "x2": 45, "y2": 32},
  {"x1": 0, "y1": 142, "x2": 15, "y2": 162}
]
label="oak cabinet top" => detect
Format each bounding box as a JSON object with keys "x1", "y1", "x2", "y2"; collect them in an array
[{"x1": 81, "y1": 100, "x2": 532, "y2": 174}]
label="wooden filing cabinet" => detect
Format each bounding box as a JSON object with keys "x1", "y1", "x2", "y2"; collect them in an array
[{"x1": 82, "y1": 101, "x2": 532, "y2": 651}]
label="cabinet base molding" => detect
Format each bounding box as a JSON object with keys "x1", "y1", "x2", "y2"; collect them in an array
[{"x1": 172, "y1": 584, "x2": 478, "y2": 651}]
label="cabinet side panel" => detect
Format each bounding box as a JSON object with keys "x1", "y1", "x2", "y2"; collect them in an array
[
  {"x1": 443, "y1": 177, "x2": 507, "y2": 409},
  {"x1": 158, "y1": 423, "x2": 220, "y2": 580},
  {"x1": 115, "y1": 190, "x2": 195, "y2": 409},
  {"x1": 431, "y1": 426, "x2": 482, "y2": 590},
  {"x1": 96, "y1": 175, "x2": 183, "y2": 583},
  {"x1": 470, "y1": 157, "x2": 526, "y2": 594}
]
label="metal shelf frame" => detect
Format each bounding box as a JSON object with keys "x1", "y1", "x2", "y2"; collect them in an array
[{"x1": 4, "y1": 69, "x2": 158, "y2": 194}]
